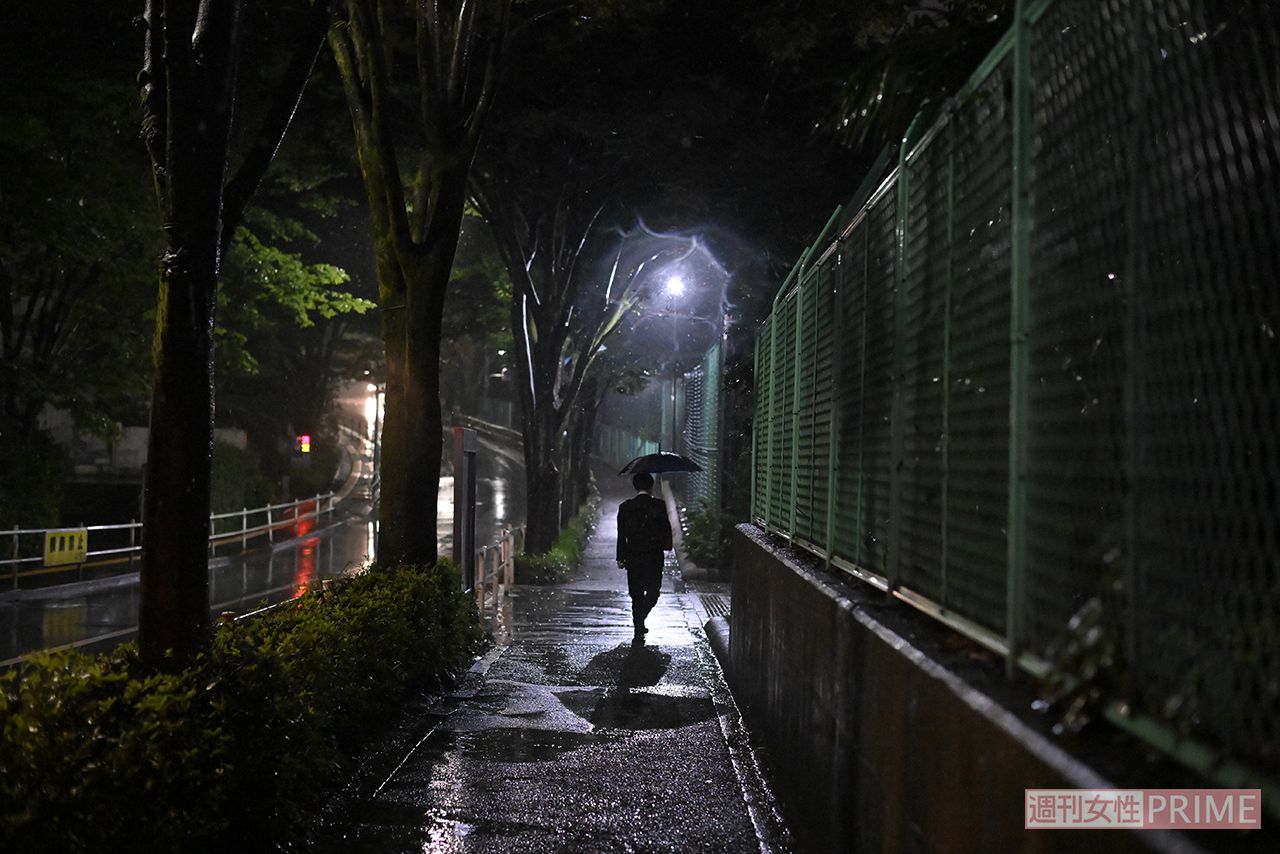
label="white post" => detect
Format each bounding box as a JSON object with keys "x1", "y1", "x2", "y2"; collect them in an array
[
  {"x1": 242, "y1": 507, "x2": 248, "y2": 549},
  {"x1": 128, "y1": 520, "x2": 137, "y2": 572},
  {"x1": 267, "y1": 505, "x2": 274, "y2": 544}
]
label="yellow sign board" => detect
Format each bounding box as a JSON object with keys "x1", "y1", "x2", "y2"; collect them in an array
[{"x1": 44, "y1": 529, "x2": 88, "y2": 567}]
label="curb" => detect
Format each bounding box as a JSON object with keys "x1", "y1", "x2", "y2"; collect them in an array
[{"x1": 705, "y1": 614, "x2": 730, "y2": 665}]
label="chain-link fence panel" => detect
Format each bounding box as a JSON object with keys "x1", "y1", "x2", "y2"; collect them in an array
[
  {"x1": 947, "y1": 47, "x2": 1014, "y2": 635},
  {"x1": 1124, "y1": 0, "x2": 1279, "y2": 772},
  {"x1": 860, "y1": 191, "x2": 900, "y2": 577},
  {"x1": 832, "y1": 217, "x2": 869, "y2": 568},
  {"x1": 683, "y1": 342, "x2": 722, "y2": 515},
  {"x1": 753, "y1": 332, "x2": 771, "y2": 522},
  {"x1": 896, "y1": 128, "x2": 952, "y2": 602},
  {"x1": 768, "y1": 293, "x2": 798, "y2": 529},
  {"x1": 750, "y1": 0, "x2": 1279, "y2": 789},
  {"x1": 792, "y1": 270, "x2": 822, "y2": 544}
]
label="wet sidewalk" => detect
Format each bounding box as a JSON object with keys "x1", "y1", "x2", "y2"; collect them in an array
[{"x1": 316, "y1": 480, "x2": 786, "y2": 853}]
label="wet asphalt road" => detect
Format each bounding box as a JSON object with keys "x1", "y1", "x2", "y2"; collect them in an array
[
  {"x1": 0, "y1": 433, "x2": 526, "y2": 664},
  {"x1": 314, "y1": 482, "x2": 781, "y2": 853}
]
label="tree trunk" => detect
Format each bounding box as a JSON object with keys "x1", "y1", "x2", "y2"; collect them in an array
[
  {"x1": 134, "y1": 0, "x2": 331, "y2": 667},
  {"x1": 566, "y1": 389, "x2": 600, "y2": 512},
  {"x1": 139, "y1": 236, "x2": 220, "y2": 663},
  {"x1": 138, "y1": 44, "x2": 234, "y2": 663},
  {"x1": 521, "y1": 397, "x2": 562, "y2": 553},
  {"x1": 371, "y1": 166, "x2": 468, "y2": 567}
]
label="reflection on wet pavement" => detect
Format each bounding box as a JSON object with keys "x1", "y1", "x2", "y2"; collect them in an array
[
  {"x1": 0, "y1": 432, "x2": 527, "y2": 664},
  {"x1": 316, "y1": 583, "x2": 758, "y2": 853},
  {"x1": 0, "y1": 517, "x2": 372, "y2": 663}
]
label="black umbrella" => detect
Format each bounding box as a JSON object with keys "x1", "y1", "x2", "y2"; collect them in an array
[{"x1": 618, "y1": 452, "x2": 703, "y2": 476}]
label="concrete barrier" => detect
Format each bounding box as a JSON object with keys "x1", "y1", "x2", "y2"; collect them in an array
[{"x1": 725, "y1": 524, "x2": 1203, "y2": 854}]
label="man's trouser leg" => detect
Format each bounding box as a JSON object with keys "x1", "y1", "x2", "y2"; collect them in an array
[{"x1": 627, "y1": 561, "x2": 662, "y2": 630}]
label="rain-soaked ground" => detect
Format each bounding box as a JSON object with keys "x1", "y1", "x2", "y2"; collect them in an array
[
  {"x1": 0, "y1": 432, "x2": 526, "y2": 664},
  {"x1": 311, "y1": 479, "x2": 786, "y2": 853}
]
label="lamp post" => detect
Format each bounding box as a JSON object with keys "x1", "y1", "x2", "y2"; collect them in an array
[{"x1": 665, "y1": 274, "x2": 685, "y2": 453}]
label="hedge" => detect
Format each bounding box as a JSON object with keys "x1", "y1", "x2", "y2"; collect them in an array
[
  {"x1": 514, "y1": 489, "x2": 600, "y2": 584},
  {"x1": 0, "y1": 561, "x2": 484, "y2": 853}
]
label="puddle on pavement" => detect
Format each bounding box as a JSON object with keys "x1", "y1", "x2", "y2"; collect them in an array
[
  {"x1": 444, "y1": 728, "x2": 609, "y2": 763},
  {"x1": 581, "y1": 688, "x2": 716, "y2": 731}
]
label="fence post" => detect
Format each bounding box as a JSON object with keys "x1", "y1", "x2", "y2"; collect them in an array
[
  {"x1": 789, "y1": 275, "x2": 804, "y2": 540},
  {"x1": 856, "y1": 223, "x2": 870, "y2": 569},
  {"x1": 888, "y1": 116, "x2": 921, "y2": 590},
  {"x1": 489, "y1": 548, "x2": 498, "y2": 607},
  {"x1": 241, "y1": 507, "x2": 248, "y2": 549},
  {"x1": 940, "y1": 116, "x2": 956, "y2": 610},
  {"x1": 1005, "y1": 0, "x2": 1033, "y2": 678},
  {"x1": 765, "y1": 315, "x2": 777, "y2": 529},
  {"x1": 267, "y1": 504, "x2": 274, "y2": 545},
  {"x1": 504, "y1": 529, "x2": 514, "y2": 588},
  {"x1": 208, "y1": 511, "x2": 215, "y2": 557},
  {"x1": 128, "y1": 520, "x2": 137, "y2": 572},
  {"x1": 825, "y1": 249, "x2": 846, "y2": 570},
  {"x1": 452, "y1": 427, "x2": 478, "y2": 592}
]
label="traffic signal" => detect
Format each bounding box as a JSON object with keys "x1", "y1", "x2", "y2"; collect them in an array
[{"x1": 296, "y1": 434, "x2": 311, "y2": 454}]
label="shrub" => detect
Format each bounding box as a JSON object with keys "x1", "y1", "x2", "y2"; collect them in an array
[
  {"x1": 681, "y1": 502, "x2": 735, "y2": 570},
  {"x1": 0, "y1": 560, "x2": 484, "y2": 853},
  {"x1": 211, "y1": 438, "x2": 271, "y2": 516},
  {"x1": 515, "y1": 490, "x2": 600, "y2": 585}
]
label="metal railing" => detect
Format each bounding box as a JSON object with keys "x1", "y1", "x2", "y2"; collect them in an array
[
  {"x1": 2, "y1": 492, "x2": 338, "y2": 588},
  {"x1": 471, "y1": 526, "x2": 525, "y2": 619},
  {"x1": 751, "y1": 0, "x2": 1279, "y2": 808}
]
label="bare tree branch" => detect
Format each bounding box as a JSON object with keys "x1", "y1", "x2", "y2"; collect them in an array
[{"x1": 221, "y1": 0, "x2": 335, "y2": 258}]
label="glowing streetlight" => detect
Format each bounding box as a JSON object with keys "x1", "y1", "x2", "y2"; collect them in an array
[{"x1": 665, "y1": 274, "x2": 686, "y2": 298}]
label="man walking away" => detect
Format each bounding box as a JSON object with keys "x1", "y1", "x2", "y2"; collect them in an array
[{"x1": 616, "y1": 472, "x2": 673, "y2": 642}]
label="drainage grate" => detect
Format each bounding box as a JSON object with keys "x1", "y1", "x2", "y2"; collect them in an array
[{"x1": 700, "y1": 594, "x2": 730, "y2": 619}]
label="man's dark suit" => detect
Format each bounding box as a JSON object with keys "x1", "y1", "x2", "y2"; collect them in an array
[{"x1": 616, "y1": 492, "x2": 673, "y2": 633}]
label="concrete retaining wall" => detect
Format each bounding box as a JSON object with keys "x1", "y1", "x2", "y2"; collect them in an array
[{"x1": 726, "y1": 524, "x2": 1195, "y2": 854}]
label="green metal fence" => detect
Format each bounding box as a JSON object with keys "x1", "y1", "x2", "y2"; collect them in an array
[
  {"x1": 681, "y1": 342, "x2": 723, "y2": 514},
  {"x1": 596, "y1": 423, "x2": 660, "y2": 472},
  {"x1": 751, "y1": 0, "x2": 1280, "y2": 802}
]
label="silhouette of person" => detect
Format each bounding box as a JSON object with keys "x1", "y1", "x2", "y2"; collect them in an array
[{"x1": 616, "y1": 472, "x2": 673, "y2": 641}]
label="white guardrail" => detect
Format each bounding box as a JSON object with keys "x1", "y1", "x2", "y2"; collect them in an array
[{"x1": 1, "y1": 493, "x2": 338, "y2": 588}]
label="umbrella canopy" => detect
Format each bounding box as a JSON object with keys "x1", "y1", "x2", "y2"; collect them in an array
[{"x1": 618, "y1": 452, "x2": 703, "y2": 476}]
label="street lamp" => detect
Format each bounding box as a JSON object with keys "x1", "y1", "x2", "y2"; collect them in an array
[{"x1": 664, "y1": 275, "x2": 686, "y2": 452}]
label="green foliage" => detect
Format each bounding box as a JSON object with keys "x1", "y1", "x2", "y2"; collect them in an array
[
  {"x1": 0, "y1": 562, "x2": 484, "y2": 852},
  {"x1": 0, "y1": 21, "x2": 158, "y2": 439},
  {"x1": 210, "y1": 440, "x2": 272, "y2": 515},
  {"x1": 218, "y1": 223, "x2": 374, "y2": 378},
  {"x1": 681, "y1": 502, "x2": 735, "y2": 570},
  {"x1": 515, "y1": 492, "x2": 600, "y2": 585}
]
